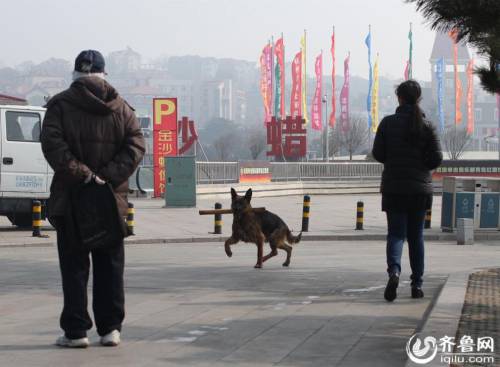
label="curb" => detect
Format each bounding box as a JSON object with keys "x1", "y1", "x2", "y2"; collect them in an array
[
  {"x1": 3, "y1": 232, "x2": 500, "y2": 248},
  {"x1": 405, "y1": 272, "x2": 469, "y2": 367}
]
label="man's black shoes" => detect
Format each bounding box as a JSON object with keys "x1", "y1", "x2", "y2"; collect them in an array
[
  {"x1": 411, "y1": 287, "x2": 424, "y2": 299},
  {"x1": 384, "y1": 273, "x2": 400, "y2": 302}
]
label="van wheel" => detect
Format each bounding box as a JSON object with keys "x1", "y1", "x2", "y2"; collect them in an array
[{"x1": 7, "y1": 214, "x2": 33, "y2": 228}]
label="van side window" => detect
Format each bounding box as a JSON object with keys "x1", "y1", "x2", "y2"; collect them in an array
[{"x1": 6, "y1": 112, "x2": 41, "y2": 142}]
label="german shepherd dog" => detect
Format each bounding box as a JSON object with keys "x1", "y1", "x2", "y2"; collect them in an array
[{"x1": 224, "y1": 188, "x2": 302, "y2": 269}]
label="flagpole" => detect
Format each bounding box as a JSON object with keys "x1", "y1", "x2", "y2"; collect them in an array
[{"x1": 409, "y1": 22, "x2": 413, "y2": 79}]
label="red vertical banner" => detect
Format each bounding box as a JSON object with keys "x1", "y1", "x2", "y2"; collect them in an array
[
  {"x1": 449, "y1": 29, "x2": 462, "y2": 124},
  {"x1": 340, "y1": 54, "x2": 350, "y2": 132},
  {"x1": 311, "y1": 53, "x2": 323, "y2": 130},
  {"x1": 466, "y1": 59, "x2": 474, "y2": 134},
  {"x1": 260, "y1": 43, "x2": 273, "y2": 124},
  {"x1": 290, "y1": 51, "x2": 302, "y2": 118},
  {"x1": 329, "y1": 30, "x2": 336, "y2": 127},
  {"x1": 153, "y1": 98, "x2": 178, "y2": 197}
]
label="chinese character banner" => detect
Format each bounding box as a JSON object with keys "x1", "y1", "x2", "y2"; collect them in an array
[{"x1": 153, "y1": 98, "x2": 178, "y2": 197}]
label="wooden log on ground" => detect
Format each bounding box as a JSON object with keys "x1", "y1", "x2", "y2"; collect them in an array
[{"x1": 199, "y1": 207, "x2": 266, "y2": 215}]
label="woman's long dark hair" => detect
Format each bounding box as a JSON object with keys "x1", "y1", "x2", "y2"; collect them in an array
[{"x1": 396, "y1": 80, "x2": 424, "y2": 140}]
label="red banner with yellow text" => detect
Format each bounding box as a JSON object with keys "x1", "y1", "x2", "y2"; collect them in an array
[
  {"x1": 466, "y1": 59, "x2": 474, "y2": 134},
  {"x1": 290, "y1": 51, "x2": 302, "y2": 118},
  {"x1": 153, "y1": 98, "x2": 178, "y2": 197}
]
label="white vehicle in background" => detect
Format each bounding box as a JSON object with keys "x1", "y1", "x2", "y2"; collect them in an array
[{"x1": 0, "y1": 105, "x2": 51, "y2": 227}]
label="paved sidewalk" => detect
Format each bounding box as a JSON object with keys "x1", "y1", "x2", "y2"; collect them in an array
[
  {"x1": 1, "y1": 241, "x2": 500, "y2": 367},
  {"x1": 455, "y1": 268, "x2": 500, "y2": 365}
]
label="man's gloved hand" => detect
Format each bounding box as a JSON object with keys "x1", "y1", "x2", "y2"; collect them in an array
[
  {"x1": 94, "y1": 175, "x2": 106, "y2": 185},
  {"x1": 84, "y1": 173, "x2": 106, "y2": 185}
]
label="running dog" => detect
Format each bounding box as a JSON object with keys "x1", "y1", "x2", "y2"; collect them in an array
[{"x1": 224, "y1": 188, "x2": 302, "y2": 269}]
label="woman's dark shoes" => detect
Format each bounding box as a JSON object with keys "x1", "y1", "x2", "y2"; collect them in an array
[
  {"x1": 411, "y1": 287, "x2": 424, "y2": 299},
  {"x1": 384, "y1": 273, "x2": 400, "y2": 302}
]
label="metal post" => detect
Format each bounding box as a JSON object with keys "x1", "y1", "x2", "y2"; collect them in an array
[
  {"x1": 127, "y1": 202, "x2": 135, "y2": 235},
  {"x1": 214, "y1": 203, "x2": 222, "y2": 234},
  {"x1": 355, "y1": 201, "x2": 364, "y2": 230},
  {"x1": 424, "y1": 209, "x2": 432, "y2": 229},
  {"x1": 32, "y1": 200, "x2": 42, "y2": 237},
  {"x1": 301, "y1": 195, "x2": 310, "y2": 232}
]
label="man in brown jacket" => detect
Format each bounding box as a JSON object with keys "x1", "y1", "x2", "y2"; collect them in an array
[{"x1": 41, "y1": 50, "x2": 145, "y2": 348}]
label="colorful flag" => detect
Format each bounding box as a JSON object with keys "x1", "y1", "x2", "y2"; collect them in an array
[
  {"x1": 340, "y1": 54, "x2": 350, "y2": 132},
  {"x1": 311, "y1": 53, "x2": 323, "y2": 130},
  {"x1": 365, "y1": 28, "x2": 372, "y2": 129},
  {"x1": 274, "y1": 37, "x2": 285, "y2": 119},
  {"x1": 449, "y1": 29, "x2": 462, "y2": 124},
  {"x1": 329, "y1": 29, "x2": 336, "y2": 127},
  {"x1": 404, "y1": 60, "x2": 409, "y2": 80},
  {"x1": 260, "y1": 43, "x2": 273, "y2": 124},
  {"x1": 436, "y1": 57, "x2": 445, "y2": 132},
  {"x1": 466, "y1": 59, "x2": 474, "y2": 134},
  {"x1": 408, "y1": 23, "x2": 413, "y2": 79},
  {"x1": 290, "y1": 51, "x2": 302, "y2": 118},
  {"x1": 371, "y1": 54, "x2": 379, "y2": 132},
  {"x1": 300, "y1": 32, "x2": 308, "y2": 122}
]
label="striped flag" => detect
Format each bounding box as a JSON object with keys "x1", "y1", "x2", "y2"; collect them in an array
[{"x1": 274, "y1": 37, "x2": 285, "y2": 119}]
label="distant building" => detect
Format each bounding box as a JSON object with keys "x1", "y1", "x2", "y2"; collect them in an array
[
  {"x1": 107, "y1": 47, "x2": 142, "y2": 74},
  {"x1": 429, "y1": 32, "x2": 498, "y2": 151}
]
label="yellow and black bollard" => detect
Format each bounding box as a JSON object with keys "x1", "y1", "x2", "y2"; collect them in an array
[
  {"x1": 301, "y1": 195, "x2": 310, "y2": 232},
  {"x1": 127, "y1": 203, "x2": 135, "y2": 236},
  {"x1": 424, "y1": 209, "x2": 432, "y2": 229},
  {"x1": 32, "y1": 200, "x2": 42, "y2": 237},
  {"x1": 355, "y1": 201, "x2": 364, "y2": 230},
  {"x1": 214, "y1": 203, "x2": 222, "y2": 234}
]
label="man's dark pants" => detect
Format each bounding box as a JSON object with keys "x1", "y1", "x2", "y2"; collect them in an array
[{"x1": 55, "y1": 219, "x2": 125, "y2": 339}]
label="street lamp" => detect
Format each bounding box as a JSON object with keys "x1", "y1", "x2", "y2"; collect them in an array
[{"x1": 322, "y1": 94, "x2": 329, "y2": 162}]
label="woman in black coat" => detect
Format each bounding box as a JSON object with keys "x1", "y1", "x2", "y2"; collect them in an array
[{"x1": 372, "y1": 80, "x2": 442, "y2": 302}]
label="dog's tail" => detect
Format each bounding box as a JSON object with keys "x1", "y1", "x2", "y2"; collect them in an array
[{"x1": 286, "y1": 230, "x2": 302, "y2": 244}]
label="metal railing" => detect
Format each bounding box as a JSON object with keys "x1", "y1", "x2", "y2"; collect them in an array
[
  {"x1": 131, "y1": 161, "x2": 382, "y2": 192},
  {"x1": 270, "y1": 162, "x2": 382, "y2": 182},
  {"x1": 196, "y1": 162, "x2": 240, "y2": 184}
]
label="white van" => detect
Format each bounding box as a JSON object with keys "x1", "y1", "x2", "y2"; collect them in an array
[{"x1": 0, "y1": 105, "x2": 51, "y2": 226}]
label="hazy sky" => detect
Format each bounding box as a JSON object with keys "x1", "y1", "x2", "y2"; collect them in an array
[{"x1": 2, "y1": 0, "x2": 442, "y2": 81}]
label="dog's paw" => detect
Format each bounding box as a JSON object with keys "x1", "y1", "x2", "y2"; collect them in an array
[
  {"x1": 282, "y1": 262, "x2": 290, "y2": 267},
  {"x1": 225, "y1": 249, "x2": 233, "y2": 257},
  {"x1": 254, "y1": 263, "x2": 262, "y2": 269}
]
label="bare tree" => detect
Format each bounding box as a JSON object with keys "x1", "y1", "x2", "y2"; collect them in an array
[
  {"x1": 246, "y1": 127, "x2": 267, "y2": 160},
  {"x1": 213, "y1": 133, "x2": 236, "y2": 161},
  {"x1": 442, "y1": 126, "x2": 472, "y2": 160},
  {"x1": 338, "y1": 115, "x2": 370, "y2": 160}
]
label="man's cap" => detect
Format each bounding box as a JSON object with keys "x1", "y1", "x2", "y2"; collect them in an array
[{"x1": 74, "y1": 50, "x2": 106, "y2": 73}]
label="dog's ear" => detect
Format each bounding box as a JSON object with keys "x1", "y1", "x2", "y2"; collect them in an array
[
  {"x1": 231, "y1": 188, "x2": 237, "y2": 200},
  {"x1": 244, "y1": 188, "x2": 252, "y2": 202}
]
